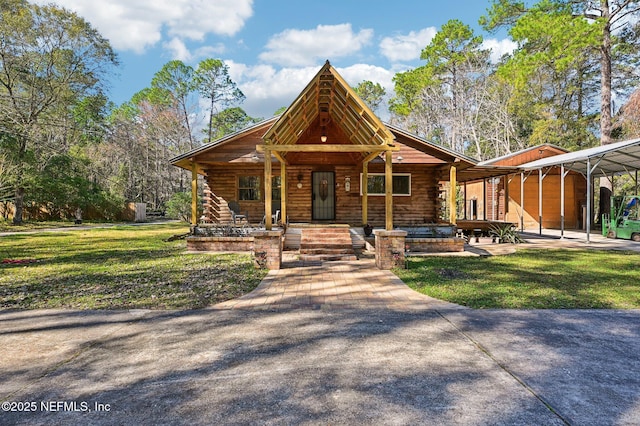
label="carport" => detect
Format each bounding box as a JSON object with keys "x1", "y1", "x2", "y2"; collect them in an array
[{"x1": 519, "y1": 138, "x2": 640, "y2": 243}]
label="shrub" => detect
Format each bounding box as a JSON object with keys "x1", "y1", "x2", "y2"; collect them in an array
[
  {"x1": 489, "y1": 223, "x2": 526, "y2": 244},
  {"x1": 166, "y1": 191, "x2": 200, "y2": 222}
]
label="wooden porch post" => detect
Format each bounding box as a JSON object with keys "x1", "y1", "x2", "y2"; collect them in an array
[
  {"x1": 449, "y1": 165, "x2": 457, "y2": 225},
  {"x1": 191, "y1": 162, "x2": 198, "y2": 226},
  {"x1": 362, "y1": 161, "x2": 368, "y2": 225},
  {"x1": 264, "y1": 150, "x2": 272, "y2": 230},
  {"x1": 385, "y1": 150, "x2": 393, "y2": 230},
  {"x1": 280, "y1": 162, "x2": 287, "y2": 225}
]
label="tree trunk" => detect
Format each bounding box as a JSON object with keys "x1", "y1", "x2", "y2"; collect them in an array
[
  {"x1": 598, "y1": 0, "x2": 613, "y2": 224},
  {"x1": 181, "y1": 100, "x2": 195, "y2": 150},
  {"x1": 596, "y1": 0, "x2": 613, "y2": 223},
  {"x1": 12, "y1": 186, "x2": 24, "y2": 225},
  {"x1": 600, "y1": 1, "x2": 612, "y2": 145},
  {"x1": 208, "y1": 96, "x2": 215, "y2": 144}
]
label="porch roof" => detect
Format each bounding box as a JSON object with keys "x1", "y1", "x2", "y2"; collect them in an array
[{"x1": 170, "y1": 117, "x2": 278, "y2": 173}]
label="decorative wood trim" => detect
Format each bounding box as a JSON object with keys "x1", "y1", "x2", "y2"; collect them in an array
[{"x1": 257, "y1": 144, "x2": 399, "y2": 153}]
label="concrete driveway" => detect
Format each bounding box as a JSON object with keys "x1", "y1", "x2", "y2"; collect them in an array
[{"x1": 1, "y1": 303, "x2": 639, "y2": 425}]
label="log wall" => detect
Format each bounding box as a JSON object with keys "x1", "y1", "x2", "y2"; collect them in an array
[{"x1": 203, "y1": 164, "x2": 442, "y2": 226}]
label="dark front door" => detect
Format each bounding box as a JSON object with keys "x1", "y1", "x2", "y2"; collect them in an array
[{"x1": 312, "y1": 171, "x2": 335, "y2": 220}]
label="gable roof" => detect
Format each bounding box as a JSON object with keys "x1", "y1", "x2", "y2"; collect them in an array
[{"x1": 262, "y1": 61, "x2": 396, "y2": 163}]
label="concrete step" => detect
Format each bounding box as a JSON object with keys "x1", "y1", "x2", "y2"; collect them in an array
[
  {"x1": 300, "y1": 247, "x2": 355, "y2": 255},
  {"x1": 299, "y1": 227, "x2": 356, "y2": 259},
  {"x1": 299, "y1": 254, "x2": 358, "y2": 262},
  {"x1": 300, "y1": 242, "x2": 353, "y2": 249}
]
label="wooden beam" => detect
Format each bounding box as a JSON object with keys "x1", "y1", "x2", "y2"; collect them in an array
[
  {"x1": 359, "y1": 151, "x2": 381, "y2": 166},
  {"x1": 257, "y1": 144, "x2": 399, "y2": 153},
  {"x1": 281, "y1": 161, "x2": 287, "y2": 226},
  {"x1": 265, "y1": 150, "x2": 272, "y2": 230},
  {"x1": 272, "y1": 150, "x2": 289, "y2": 165},
  {"x1": 449, "y1": 165, "x2": 457, "y2": 225},
  {"x1": 385, "y1": 150, "x2": 393, "y2": 230},
  {"x1": 362, "y1": 161, "x2": 368, "y2": 226},
  {"x1": 191, "y1": 162, "x2": 198, "y2": 226}
]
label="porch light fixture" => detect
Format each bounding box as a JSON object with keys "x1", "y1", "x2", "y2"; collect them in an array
[
  {"x1": 251, "y1": 151, "x2": 259, "y2": 162},
  {"x1": 297, "y1": 173, "x2": 303, "y2": 189},
  {"x1": 397, "y1": 155, "x2": 403, "y2": 164},
  {"x1": 320, "y1": 126, "x2": 327, "y2": 143}
]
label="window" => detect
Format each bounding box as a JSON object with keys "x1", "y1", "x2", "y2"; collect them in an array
[
  {"x1": 272, "y1": 176, "x2": 281, "y2": 201},
  {"x1": 238, "y1": 176, "x2": 261, "y2": 201},
  {"x1": 360, "y1": 173, "x2": 411, "y2": 196}
]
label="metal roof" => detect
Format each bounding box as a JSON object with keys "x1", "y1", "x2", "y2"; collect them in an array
[
  {"x1": 520, "y1": 138, "x2": 640, "y2": 176},
  {"x1": 478, "y1": 143, "x2": 567, "y2": 166}
]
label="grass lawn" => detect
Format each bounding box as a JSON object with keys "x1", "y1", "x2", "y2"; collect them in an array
[
  {"x1": 0, "y1": 220, "x2": 109, "y2": 233},
  {"x1": 0, "y1": 223, "x2": 267, "y2": 310},
  {"x1": 397, "y1": 248, "x2": 640, "y2": 309}
]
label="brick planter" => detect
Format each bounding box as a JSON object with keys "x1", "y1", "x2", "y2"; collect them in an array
[
  {"x1": 405, "y1": 237, "x2": 465, "y2": 253},
  {"x1": 186, "y1": 236, "x2": 253, "y2": 252},
  {"x1": 252, "y1": 230, "x2": 284, "y2": 270},
  {"x1": 374, "y1": 230, "x2": 407, "y2": 270}
]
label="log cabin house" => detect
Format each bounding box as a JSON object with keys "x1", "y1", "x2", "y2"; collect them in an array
[{"x1": 170, "y1": 61, "x2": 505, "y2": 234}]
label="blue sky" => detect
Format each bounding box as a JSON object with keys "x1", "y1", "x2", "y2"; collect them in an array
[{"x1": 33, "y1": 0, "x2": 515, "y2": 119}]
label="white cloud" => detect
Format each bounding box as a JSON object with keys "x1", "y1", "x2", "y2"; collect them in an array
[
  {"x1": 379, "y1": 28, "x2": 437, "y2": 62},
  {"x1": 163, "y1": 38, "x2": 191, "y2": 61},
  {"x1": 229, "y1": 62, "x2": 394, "y2": 119},
  {"x1": 230, "y1": 63, "x2": 318, "y2": 117},
  {"x1": 337, "y1": 64, "x2": 395, "y2": 94},
  {"x1": 259, "y1": 24, "x2": 374, "y2": 67},
  {"x1": 481, "y1": 38, "x2": 518, "y2": 63},
  {"x1": 32, "y1": 0, "x2": 253, "y2": 53}
]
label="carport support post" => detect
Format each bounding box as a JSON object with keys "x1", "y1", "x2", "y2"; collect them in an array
[
  {"x1": 520, "y1": 172, "x2": 525, "y2": 232},
  {"x1": 483, "y1": 179, "x2": 487, "y2": 221},
  {"x1": 586, "y1": 158, "x2": 592, "y2": 244},
  {"x1": 191, "y1": 162, "x2": 198, "y2": 226},
  {"x1": 561, "y1": 164, "x2": 565, "y2": 239},
  {"x1": 538, "y1": 168, "x2": 543, "y2": 235}
]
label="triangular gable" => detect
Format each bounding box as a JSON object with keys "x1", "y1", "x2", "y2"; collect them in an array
[{"x1": 262, "y1": 61, "x2": 395, "y2": 163}]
